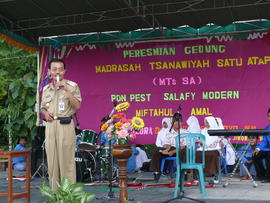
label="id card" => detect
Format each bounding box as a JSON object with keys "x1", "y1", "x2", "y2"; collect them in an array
[{"x1": 59, "y1": 102, "x2": 65, "y2": 111}]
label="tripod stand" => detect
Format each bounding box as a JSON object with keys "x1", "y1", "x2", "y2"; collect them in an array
[
  {"x1": 164, "y1": 108, "x2": 204, "y2": 203},
  {"x1": 107, "y1": 139, "x2": 116, "y2": 199},
  {"x1": 31, "y1": 141, "x2": 48, "y2": 179},
  {"x1": 222, "y1": 136, "x2": 258, "y2": 188}
]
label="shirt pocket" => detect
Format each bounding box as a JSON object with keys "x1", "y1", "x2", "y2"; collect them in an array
[
  {"x1": 43, "y1": 96, "x2": 53, "y2": 109},
  {"x1": 45, "y1": 96, "x2": 52, "y2": 103}
]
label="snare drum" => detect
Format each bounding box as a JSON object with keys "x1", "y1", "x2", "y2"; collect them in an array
[
  {"x1": 78, "y1": 130, "x2": 98, "y2": 152},
  {"x1": 101, "y1": 147, "x2": 111, "y2": 157}
]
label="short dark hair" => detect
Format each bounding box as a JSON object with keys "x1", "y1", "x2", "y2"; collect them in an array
[
  {"x1": 48, "y1": 58, "x2": 65, "y2": 69},
  {"x1": 18, "y1": 136, "x2": 27, "y2": 143}
]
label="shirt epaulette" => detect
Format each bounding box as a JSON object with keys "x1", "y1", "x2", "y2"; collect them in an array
[
  {"x1": 67, "y1": 80, "x2": 77, "y2": 87},
  {"x1": 43, "y1": 84, "x2": 49, "y2": 91}
]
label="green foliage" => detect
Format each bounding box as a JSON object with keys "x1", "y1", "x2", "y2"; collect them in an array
[
  {"x1": 144, "y1": 144, "x2": 155, "y2": 158},
  {"x1": 40, "y1": 178, "x2": 95, "y2": 203},
  {"x1": 0, "y1": 40, "x2": 37, "y2": 148}
]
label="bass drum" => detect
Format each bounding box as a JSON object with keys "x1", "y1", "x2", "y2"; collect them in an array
[{"x1": 75, "y1": 150, "x2": 97, "y2": 182}]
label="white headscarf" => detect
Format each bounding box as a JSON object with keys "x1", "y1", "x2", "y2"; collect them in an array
[
  {"x1": 215, "y1": 117, "x2": 224, "y2": 129},
  {"x1": 162, "y1": 118, "x2": 172, "y2": 130},
  {"x1": 187, "y1": 116, "x2": 201, "y2": 133},
  {"x1": 201, "y1": 116, "x2": 221, "y2": 150},
  {"x1": 204, "y1": 116, "x2": 220, "y2": 129},
  {"x1": 215, "y1": 117, "x2": 236, "y2": 165},
  {"x1": 155, "y1": 117, "x2": 172, "y2": 147}
]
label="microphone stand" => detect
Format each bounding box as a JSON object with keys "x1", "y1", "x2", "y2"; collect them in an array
[
  {"x1": 100, "y1": 101, "x2": 117, "y2": 201},
  {"x1": 107, "y1": 101, "x2": 118, "y2": 199},
  {"x1": 164, "y1": 112, "x2": 204, "y2": 203},
  {"x1": 107, "y1": 139, "x2": 115, "y2": 199}
]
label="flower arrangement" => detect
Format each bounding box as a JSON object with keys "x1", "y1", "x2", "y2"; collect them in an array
[{"x1": 100, "y1": 102, "x2": 145, "y2": 144}]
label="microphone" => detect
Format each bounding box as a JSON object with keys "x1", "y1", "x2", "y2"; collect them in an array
[
  {"x1": 170, "y1": 104, "x2": 182, "y2": 132},
  {"x1": 56, "y1": 73, "x2": 60, "y2": 83},
  {"x1": 109, "y1": 100, "x2": 118, "y2": 117},
  {"x1": 174, "y1": 104, "x2": 182, "y2": 121},
  {"x1": 177, "y1": 104, "x2": 182, "y2": 113},
  {"x1": 56, "y1": 73, "x2": 61, "y2": 90}
]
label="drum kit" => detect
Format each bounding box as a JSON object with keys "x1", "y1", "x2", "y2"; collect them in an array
[{"x1": 75, "y1": 129, "x2": 117, "y2": 183}]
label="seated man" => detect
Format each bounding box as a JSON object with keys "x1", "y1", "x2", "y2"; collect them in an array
[
  {"x1": 135, "y1": 145, "x2": 151, "y2": 172},
  {"x1": 238, "y1": 136, "x2": 258, "y2": 180},
  {"x1": 13, "y1": 136, "x2": 28, "y2": 171},
  {"x1": 253, "y1": 108, "x2": 270, "y2": 183}
]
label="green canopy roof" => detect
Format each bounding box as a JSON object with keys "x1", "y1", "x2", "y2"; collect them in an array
[{"x1": 39, "y1": 20, "x2": 270, "y2": 46}]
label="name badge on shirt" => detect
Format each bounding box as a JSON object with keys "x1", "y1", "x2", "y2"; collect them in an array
[{"x1": 59, "y1": 102, "x2": 65, "y2": 111}]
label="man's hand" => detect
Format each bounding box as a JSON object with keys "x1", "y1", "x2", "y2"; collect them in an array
[
  {"x1": 252, "y1": 148, "x2": 260, "y2": 156},
  {"x1": 56, "y1": 81, "x2": 81, "y2": 110},
  {"x1": 45, "y1": 111, "x2": 54, "y2": 122},
  {"x1": 56, "y1": 81, "x2": 69, "y2": 91}
]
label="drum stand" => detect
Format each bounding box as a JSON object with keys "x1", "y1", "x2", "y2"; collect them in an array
[
  {"x1": 107, "y1": 139, "x2": 115, "y2": 199},
  {"x1": 32, "y1": 141, "x2": 48, "y2": 180},
  {"x1": 222, "y1": 137, "x2": 258, "y2": 188},
  {"x1": 86, "y1": 167, "x2": 94, "y2": 182},
  {"x1": 96, "y1": 140, "x2": 117, "y2": 202}
]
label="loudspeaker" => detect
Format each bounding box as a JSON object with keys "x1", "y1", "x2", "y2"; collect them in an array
[{"x1": 31, "y1": 126, "x2": 46, "y2": 176}]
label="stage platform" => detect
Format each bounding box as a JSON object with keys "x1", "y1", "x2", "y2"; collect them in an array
[{"x1": 0, "y1": 171, "x2": 269, "y2": 203}]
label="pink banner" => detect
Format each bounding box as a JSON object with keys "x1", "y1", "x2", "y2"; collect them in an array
[{"x1": 39, "y1": 33, "x2": 270, "y2": 144}]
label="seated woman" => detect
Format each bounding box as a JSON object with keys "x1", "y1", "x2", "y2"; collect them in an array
[
  {"x1": 216, "y1": 117, "x2": 236, "y2": 173},
  {"x1": 155, "y1": 118, "x2": 171, "y2": 148},
  {"x1": 186, "y1": 116, "x2": 201, "y2": 183},
  {"x1": 187, "y1": 116, "x2": 201, "y2": 134},
  {"x1": 149, "y1": 118, "x2": 171, "y2": 176},
  {"x1": 238, "y1": 136, "x2": 258, "y2": 180},
  {"x1": 197, "y1": 116, "x2": 222, "y2": 177},
  {"x1": 150, "y1": 117, "x2": 188, "y2": 182}
]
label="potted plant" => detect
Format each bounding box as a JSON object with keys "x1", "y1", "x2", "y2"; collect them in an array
[{"x1": 40, "y1": 177, "x2": 95, "y2": 203}]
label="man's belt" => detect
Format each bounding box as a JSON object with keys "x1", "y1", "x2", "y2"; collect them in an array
[
  {"x1": 54, "y1": 116, "x2": 73, "y2": 124},
  {"x1": 56, "y1": 116, "x2": 73, "y2": 120}
]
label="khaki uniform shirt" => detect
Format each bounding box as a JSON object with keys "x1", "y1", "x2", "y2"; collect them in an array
[{"x1": 41, "y1": 79, "x2": 82, "y2": 117}]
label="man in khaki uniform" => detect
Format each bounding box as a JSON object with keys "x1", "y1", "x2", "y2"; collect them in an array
[{"x1": 40, "y1": 58, "x2": 82, "y2": 191}]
